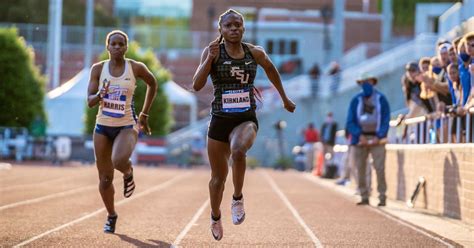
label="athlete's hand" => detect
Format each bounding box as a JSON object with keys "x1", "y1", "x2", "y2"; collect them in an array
[
  {"x1": 99, "y1": 80, "x2": 110, "y2": 99},
  {"x1": 138, "y1": 113, "x2": 152, "y2": 136},
  {"x1": 283, "y1": 97, "x2": 296, "y2": 113},
  {"x1": 207, "y1": 35, "x2": 222, "y2": 60}
]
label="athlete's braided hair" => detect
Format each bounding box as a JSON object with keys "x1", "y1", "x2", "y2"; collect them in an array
[
  {"x1": 218, "y1": 9, "x2": 244, "y2": 29},
  {"x1": 105, "y1": 30, "x2": 129, "y2": 47}
]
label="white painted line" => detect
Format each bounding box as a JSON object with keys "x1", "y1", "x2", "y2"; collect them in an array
[
  {"x1": 0, "y1": 186, "x2": 96, "y2": 211},
  {"x1": 13, "y1": 173, "x2": 190, "y2": 247},
  {"x1": 368, "y1": 207, "x2": 454, "y2": 248},
  {"x1": 302, "y1": 173, "x2": 454, "y2": 248},
  {"x1": 171, "y1": 199, "x2": 210, "y2": 247},
  {"x1": 262, "y1": 171, "x2": 323, "y2": 248}
]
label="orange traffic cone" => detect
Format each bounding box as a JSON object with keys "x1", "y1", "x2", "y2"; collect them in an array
[{"x1": 312, "y1": 150, "x2": 324, "y2": 176}]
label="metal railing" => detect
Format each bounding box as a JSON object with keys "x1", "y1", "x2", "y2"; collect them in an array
[{"x1": 389, "y1": 107, "x2": 474, "y2": 144}]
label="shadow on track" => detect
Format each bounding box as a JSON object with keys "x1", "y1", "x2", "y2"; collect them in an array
[{"x1": 115, "y1": 233, "x2": 171, "y2": 247}]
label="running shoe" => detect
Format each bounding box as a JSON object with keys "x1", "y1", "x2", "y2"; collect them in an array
[
  {"x1": 123, "y1": 168, "x2": 135, "y2": 198},
  {"x1": 210, "y1": 216, "x2": 223, "y2": 241},
  {"x1": 103, "y1": 215, "x2": 118, "y2": 233},
  {"x1": 231, "y1": 197, "x2": 246, "y2": 225}
]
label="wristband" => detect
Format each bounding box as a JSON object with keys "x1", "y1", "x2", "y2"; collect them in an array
[{"x1": 140, "y1": 112, "x2": 149, "y2": 117}]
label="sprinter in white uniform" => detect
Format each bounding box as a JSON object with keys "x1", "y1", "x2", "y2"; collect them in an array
[{"x1": 87, "y1": 30, "x2": 157, "y2": 234}]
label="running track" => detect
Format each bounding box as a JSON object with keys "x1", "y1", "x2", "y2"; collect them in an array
[{"x1": 0, "y1": 164, "x2": 460, "y2": 247}]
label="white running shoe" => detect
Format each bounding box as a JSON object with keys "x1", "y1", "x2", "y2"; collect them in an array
[
  {"x1": 210, "y1": 216, "x2": 223, "y2": 241},
  {"x1": 231, "y1": 197, "x2": 246, "y2": 225}
]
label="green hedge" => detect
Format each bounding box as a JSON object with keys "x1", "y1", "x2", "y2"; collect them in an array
[
  {"x1": 0, "y1": 28, "x2": 46, "y2": 132},
  {"x1": 84, "y1": 42, "x2": 173, "y2": 136}
]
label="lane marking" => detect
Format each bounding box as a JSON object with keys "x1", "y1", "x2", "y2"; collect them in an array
[
  {"x1": 302, "y1": 173, "x2": 455, "y2": 248},
  {"x1": 13, "y1": 173, "x2": 190, "y2": 247},
  {"x1": 0, "y1": 186, "x2": 96, "y2": 211},
  {"x1": 171, "y1": 199, "x2": 210, "y2": 247},
  {"x1": 262, "y1": 171, "x2": 323, "y2": 248}
]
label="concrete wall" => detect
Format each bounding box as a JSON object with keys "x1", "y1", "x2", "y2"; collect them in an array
[{"x1": 384, "y1": 144, "x2": 474, "y2": 226}]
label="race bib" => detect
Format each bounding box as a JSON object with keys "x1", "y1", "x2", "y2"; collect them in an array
[
  {"x1": 103, "y1": 87, "x2": 127, "y2": 118},
  {"x1": 222, "y1": 89, "x2": 250, "y2": 113}
]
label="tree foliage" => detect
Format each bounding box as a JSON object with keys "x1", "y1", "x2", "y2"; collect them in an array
[
  {"x1": 84, "y1": 42, "x2": 173, "y2": 136},
  {"x1": 0, "y1": 28, "x2": 46, "y2": 129},
  {"x1": 0, "y1": 0, "x2": 116, "y2": 26}
]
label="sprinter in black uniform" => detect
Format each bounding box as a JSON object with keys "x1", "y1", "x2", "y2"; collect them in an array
[{"x1": 192, "y1": 9, "x2": 296, "y2": 241}]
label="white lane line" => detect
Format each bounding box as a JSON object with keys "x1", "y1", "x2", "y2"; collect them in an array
[
  {"x1": 368, "y1": 207, "x2": 454, "y2": 248},
  {"x1": 171, "y1": 199, "x2": 210, "y2": 247},
  {"x1": 0, "y1": 186, "x2": 96, "y2": 211},
  {"x1": 262, "y1": 171, "x2": 323, "y2": 248},
  {"x1": 13, "y1": 173, "x2": 190, "y2": 248},
  {"x1": 302, "y1": 173, "x2": 455, "y2": 248}
]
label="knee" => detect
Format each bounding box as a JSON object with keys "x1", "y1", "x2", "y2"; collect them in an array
[
  {"x1": 112, "y1": 157, "x2": 129, "y2": 170},
  {"x1": 209, "y1": 176, "x2": 226, "y2": 190},
  {"x1": 99, "y1": 174, "x2": 113, "y2": 190},
  {"x1": 231, "y1": 147, "x2": 246, "y2": 162}
]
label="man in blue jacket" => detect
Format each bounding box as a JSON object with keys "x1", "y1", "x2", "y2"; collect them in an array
[{"x1": 346, "y1": 73, "x2": 390, "y2": 206}]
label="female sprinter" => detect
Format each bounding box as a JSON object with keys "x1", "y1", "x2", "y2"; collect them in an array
[
  {"x1": 192, "y1": 9, "x2": 296, "y2": 240},
  {"x1": 87, "y1": 30, "x2": 157, "y2": 233}
]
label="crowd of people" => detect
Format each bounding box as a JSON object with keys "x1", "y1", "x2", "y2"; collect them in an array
[{"x1": 400, "y1": 32, "x2": 474, "y2": 143}]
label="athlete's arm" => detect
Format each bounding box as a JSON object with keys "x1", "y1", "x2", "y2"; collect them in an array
[
  {"x1": 250, "y1": 45, "x2": 296, "y2": 112},
  {"x1": 132, "y1": 60, "x2": 157, "y2": 135},
  {"x1": 87, "y1": 63, "x2": 104, "y2": 108},
  {"x1": 192, "y1": 36, "x2": 221, "y2": 92},
  {"x1": 132, "y1": 61, "x2": 157, "y2": 115}
]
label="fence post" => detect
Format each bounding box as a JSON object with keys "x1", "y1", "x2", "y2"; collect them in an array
[
  {"x1": 456, "y1": 116, "x2": 461, "y2": 143},
  {"x1": 466, "y1": 112, "x2": 471, "y2": 143},
  {"x1": 448, "y1": 116, "x2": 452, "y2": 144}
]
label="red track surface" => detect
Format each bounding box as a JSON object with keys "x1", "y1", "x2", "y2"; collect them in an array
[{"x1": 0, "y1": 163, "x2": 459, "y2": 247}]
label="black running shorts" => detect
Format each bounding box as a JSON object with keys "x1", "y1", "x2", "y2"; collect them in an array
[{"x1": 207, "y1": 113, "x2": 259, "y2": 143}]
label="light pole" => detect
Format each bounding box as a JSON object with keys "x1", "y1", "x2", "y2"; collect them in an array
[
  {"x1": 207, "y1": 5, "x2": 215, "y2": 43},
  {"x1": 321, "y1": 5, "x2": 332, "y2": 65}
]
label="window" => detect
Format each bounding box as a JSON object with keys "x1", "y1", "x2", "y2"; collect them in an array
[
  {"x1": 290, "y1": 40, "x2": 298, "y2": 55},
  {"x1": 267, "y1": 40, "x2": 274, "y2": 54},
  {"x1": 278, "y1": 40, "x2": 285, "y2": 54}
]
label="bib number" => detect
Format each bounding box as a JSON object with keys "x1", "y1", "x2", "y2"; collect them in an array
[
  {"x1": 103, "y1": 95, "x2": 126, "y2": 118},
  {"x1": 222, "y1": 89, "x2": 250, "y2": 113}
]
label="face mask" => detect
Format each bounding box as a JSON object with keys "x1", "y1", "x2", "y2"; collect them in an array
[
  {"x1": 432, "y1": 67, "x2": 442, "y2": 75},
  {"x1": 361, "y1": 82, "x2": 373, "y2": 97},
  {"x1": 459, "y1": 52, "x2": 470, "y2": 62}
]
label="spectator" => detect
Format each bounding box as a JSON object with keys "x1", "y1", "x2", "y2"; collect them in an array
[
  {"x1": 303, "y1": 123, "x2": 320, "y2": 171},
  {"x1": 402, "y1": 62, "x2": 431, "y2": 117},
  {"x1": 309, "y1": 63, "x2": 321, "y2": 97},
  {"x1": 418, "y1": 57, "x2": 431, "y2": 73},
  {"x1": 459, "y1": 33, "x2": 473, "y2": 108},
  {"x1": 320, "y1": 112, "x2": 338, "y2": 168},
  {"x1": 328, "y1": 61, "x2": 341, "y2": 93},
  {"x1": 447, "y1": 63, "x2": 466, "y2": 143},
  {"x1": 346, "y1": 73, "x2": 390, "y2": 206}
]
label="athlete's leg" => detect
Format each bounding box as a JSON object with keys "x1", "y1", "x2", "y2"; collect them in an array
[
  {"x1": 207, "y1": 137, "x2": 231, "y2": 218},
  {"x1": 93, "y1": 131, "x2": 115, "y2": 216},
  {"x1": 229, "y1": 121, "x2": 257, "y2": 198},
  {"x1": 111, "y1": 128, "x2": 138, "y2": 176}
]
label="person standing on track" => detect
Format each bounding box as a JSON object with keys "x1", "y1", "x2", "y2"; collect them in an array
[
  {"x1": 87, "y1": 30, "x2": 157, "y2": 233},
  {"x1": 192, "y1": 9, "x2": 296, "y2": 241}
]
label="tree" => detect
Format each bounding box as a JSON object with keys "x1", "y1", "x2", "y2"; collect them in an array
[
  {"x1": 0, "y1": 28, "x2": 46, "y2": 129},
  {"x1": 0, "y1": 0, "x2": 117, "y2": 26},
  {"x1": 84, "y1": 42, "x2": 173, "y2": 136}
]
